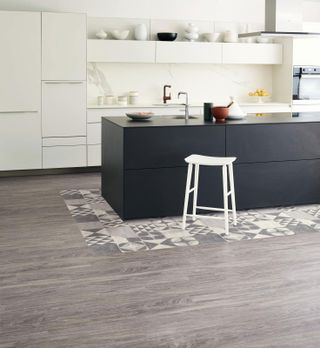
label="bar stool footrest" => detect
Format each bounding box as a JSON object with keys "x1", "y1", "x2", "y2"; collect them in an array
[{"x1": 196, "y1": 206, "x2": 233, "y2": 212}]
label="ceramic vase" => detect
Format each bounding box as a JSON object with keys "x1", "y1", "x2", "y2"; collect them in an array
[{"x1": 134, "y1": 24, "x2": 148, "y2": 41}]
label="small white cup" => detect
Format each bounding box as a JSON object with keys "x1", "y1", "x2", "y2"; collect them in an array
[
  {"x1": 117, "y1": 96, "x2": 128, "y2": 105},
  {"x1": 105, "y1": 95, "x2": 115, "y2": 105},
  {"x1": 223, "y1": 30, "x2": 238, "y2": 43},
  {"x1": 97, "y1": 96, "x2": 104, "y2": 105}
]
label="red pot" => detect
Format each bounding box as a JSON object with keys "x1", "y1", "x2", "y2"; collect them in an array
[{"x1": 212, "y1": 106, "x2": 229, "y2": 122}]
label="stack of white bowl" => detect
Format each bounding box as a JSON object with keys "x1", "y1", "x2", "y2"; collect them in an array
[{"x1": 184, "y1": 23, "x2": 199, "y2": 42}]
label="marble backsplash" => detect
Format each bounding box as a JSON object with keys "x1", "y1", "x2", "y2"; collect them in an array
[{"x1": 87, "y1": 62, "x2": 273, "y2": 106}]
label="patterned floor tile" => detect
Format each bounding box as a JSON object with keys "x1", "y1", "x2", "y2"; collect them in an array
[{"x1": 61, "y1": 189, "x2": 320, "y2": 254}]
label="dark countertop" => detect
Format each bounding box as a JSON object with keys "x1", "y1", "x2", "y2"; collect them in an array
[{"x1": 102, "y1": 112, "x2": 320, "y2": 128}]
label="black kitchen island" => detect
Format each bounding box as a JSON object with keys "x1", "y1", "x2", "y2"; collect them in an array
[{"x1": 102, "y1": 113, "x2": 320, "y2": 220}]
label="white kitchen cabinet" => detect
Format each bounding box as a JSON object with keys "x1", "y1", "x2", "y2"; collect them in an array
[
  {"x1": 0, "y1": 112, "x2": 41, "y2": 170},
  {"x1": 42, "y1": 82, "x2": 86, "y2": 137},
  {"x1": 87, "y1": 123, "x2": 101, "y2": 144},
  {"x1": 0, "y1": 11, "x2": 41, "y2": 112},
  {"x1": 292, "y1": 103, "x2": 320, "y2": 112},
  {"x1": 240, "y1": 103, "x2": 292, "y2": 114},
  {"x1": 43, "y1": 145, "x2": 87, "y2": 169},
  {"x1": 88, "y1": 145, "x2": 101, "y2": 166},
  {"x1": 156, "y1": 42, "x2": 222, "y2": 64},
  {"x1": 87, "y1": 40, "x2": 156, "y2": 63},
  {"x1": 222, "y1": 43, "x2": 283, "y2": 64},
  {"x1": 292, "y1": 38, "x2": 320, "y2": 66},
  {"x1": 42, "y1": 12, "x2": 86, "y2": 81}
]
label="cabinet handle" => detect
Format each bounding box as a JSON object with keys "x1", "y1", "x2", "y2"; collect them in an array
[
  {"x1": 0, "y1": 111, "x2": 38, "y2": 114},
  {"x1": 44, "y1": 81, "x2": 84, "y2": 84}
]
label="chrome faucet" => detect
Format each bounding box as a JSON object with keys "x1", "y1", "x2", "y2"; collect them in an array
[
  {"x1": 163, "y1": 85, "x2": 172, "y2": 104},
  {"x1": 178, "y1": 92, "x2": 189, "y2": 120}
]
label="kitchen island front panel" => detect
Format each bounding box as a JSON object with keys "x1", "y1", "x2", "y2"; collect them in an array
[
  {"x1": 227, "y1": 123, "x2": 320, "y2": 163},
  {"x1": 235, "y1": 160, "x2": 320, "y2": 209},
  {"x1": 124, "y1": 126, "x2": 225, "y2": 170},
  {"x1": 124, "y1": 166, "x2": 224, "y2": 219}
]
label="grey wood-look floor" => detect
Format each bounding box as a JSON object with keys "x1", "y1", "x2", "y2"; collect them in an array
[{"x1": 1, "y1": 173, "x2": 320, "y2": 348}]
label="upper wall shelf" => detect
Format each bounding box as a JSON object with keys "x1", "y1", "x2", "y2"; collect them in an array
[{"x1": 87, "y1": 40, "x2": 283, "y2": 65}]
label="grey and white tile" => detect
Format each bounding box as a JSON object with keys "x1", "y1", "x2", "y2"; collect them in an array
[{"x1": 61, "y1": 189, "x2": 320, "y2": 254}]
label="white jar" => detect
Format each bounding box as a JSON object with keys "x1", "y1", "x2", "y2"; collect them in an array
[
  {"x1": 97, "y1": 96, "x2": 104, "y2": 105},
  {"x1": 223, "y1": 30, "x2": 238, "y2": 43},
  {"x1": 105, "y1": 95, "x2": 115, "y2": 105},
  {"x1": 134, "y1": 24, "x2": 148, "y2": 41},
  {"x1": 117, "y1": 96, "x2": 128, "y2": 106},
  {"x1": 128, "y1": 91, "x2": 139, "y2": 105}
]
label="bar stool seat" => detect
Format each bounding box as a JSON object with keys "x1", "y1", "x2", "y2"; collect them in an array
[
  {"x1": 185, "y1": 154, "x2": 236, "y2": 166},
  {"x1": 182, "y1": 154, "x2": 237, "y2": 235}
]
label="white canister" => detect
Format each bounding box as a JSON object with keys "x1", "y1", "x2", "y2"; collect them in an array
[
  {"x1": 223, "y1": 30, "x2": 238, "y2": 43},
  {"x1": 105, "y1": 95, "x2": 115, "y2": 105},
  {"x1": 134, "y1": 24, "x2": 148, "y2": 41},
  {"x1": 128, "y1": 91, "x2": 139, "y2": 105},
  {"x1": 117, "y1": 96, "x2": 128, "y2": 106},
  {"x1": 97, "y1": 96, "x2": 104, "y2": 105}
]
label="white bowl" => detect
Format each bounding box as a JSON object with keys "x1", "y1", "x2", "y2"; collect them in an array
[
  {"x1": 203, "y1": 32, "x2": 221, "y2": 42},
  {"x1": 112, "y1": 29, "x2": 130, "y2": 40},
  {"x1": 184, "y1": 31, "x2": 199, "y2": 41},
  {"x1": 256, "y1": 37, "x2": 272, "y2": 44},
  {"x1": 96, "y1": 29, "x2": 107, "y2": 40}
]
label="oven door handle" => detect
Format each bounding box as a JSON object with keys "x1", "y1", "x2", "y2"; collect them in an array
[{"x1": 300, "y1": 74, "x2": 320, "y2": 79}]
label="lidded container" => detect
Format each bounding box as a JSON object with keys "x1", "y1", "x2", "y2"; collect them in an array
[{"x1": 128, "y1": 91, "x2": 139, "y2": 105}]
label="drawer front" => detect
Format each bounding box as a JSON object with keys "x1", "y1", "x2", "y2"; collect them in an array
[
  {"x1": 235, "y1": 160, "x2": 320, "y2": 209},
  {"x1": 42, "y1": 136, "x2": 86, "y2": 146},
  {"x1": 43, "y1": 145, "x2": 86, "y2": 168},
  {"x1": 124, "y1": 126, "x2": 225, "y2": 169},
  {"x1": 87, "y1": 123, "x2": 101, "y2": 144},
  {"x1": 124, "y1": 166, "x2": 223, "y2": 219},
  {"x1": 88, "y1": 144, "x2": 101, "y2": 166},
  {"x1": 226, "y1": 123, "x2": 320, "y2": 163},
  {"x1": 0, "y1": 112, "x2": 41, "y2": 171}
]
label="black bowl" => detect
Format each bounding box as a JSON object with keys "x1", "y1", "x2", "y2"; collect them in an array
[{"x1": 157, "y1": 32, "x2": 178, "y2": 41}]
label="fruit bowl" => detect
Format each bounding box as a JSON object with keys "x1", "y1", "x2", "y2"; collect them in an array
[
  {"x1": 248, "y1": 89, "x2": 270, "y2": 103},
  {"x1": 251, "y1": 96, "x2": 270, "y2": 103},
  {"x1": 126, "y1": 112, "x2": 153, "y2": 121}
]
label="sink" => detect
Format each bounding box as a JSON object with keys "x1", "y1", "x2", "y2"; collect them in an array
[{"x1": 171, "y1": 115, "x2": 199, "y2": 119}]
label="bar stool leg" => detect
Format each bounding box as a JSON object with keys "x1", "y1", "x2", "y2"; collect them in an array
[
  {"x1": 222, "y1": 164, "x2": 229, "y2": 235},
  {"x1": 182, "y1": 163, "x2": 193, "y2": 230},
  {"x1": 228, "y1": 163, "x2": 237, "y2": 226},
  {"x1": 192, "y1": 164, "x2": 199, "y2": 221}
]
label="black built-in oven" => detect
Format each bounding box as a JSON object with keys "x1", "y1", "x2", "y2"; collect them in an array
[{"x1": 293, "y1": 66, "x2": 320, "y2": 101}]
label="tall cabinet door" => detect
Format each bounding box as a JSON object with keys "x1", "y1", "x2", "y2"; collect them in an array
[
  {"x1": 0, "y1": 11, "x2": 41, "y2": 170},
  {"x1": 42, "y1": 82, "x2": 86, "y2": 137},
  {"x1": 0, "y1": 11, "x2": 41, "y2": 111},
  {"x1": 42, "y1": 12, "x2": 86, "y2": 81}
]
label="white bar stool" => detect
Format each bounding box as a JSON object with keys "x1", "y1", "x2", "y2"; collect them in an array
[{"x1": 182, "y1": 154, "x2": 237, "y2": 235}]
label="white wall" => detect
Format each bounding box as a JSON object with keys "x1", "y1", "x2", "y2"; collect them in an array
[
  {"x1": 87, "y1": 63, "x2": 273, "y2": 105},
  {"x1": 0, "y1": 0, "x2": 265, "y2": 22}
]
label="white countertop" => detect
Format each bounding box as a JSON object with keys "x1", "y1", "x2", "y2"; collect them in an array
[{"x1": 87, "y1": 102, "x2": 292, "y2": 109}]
